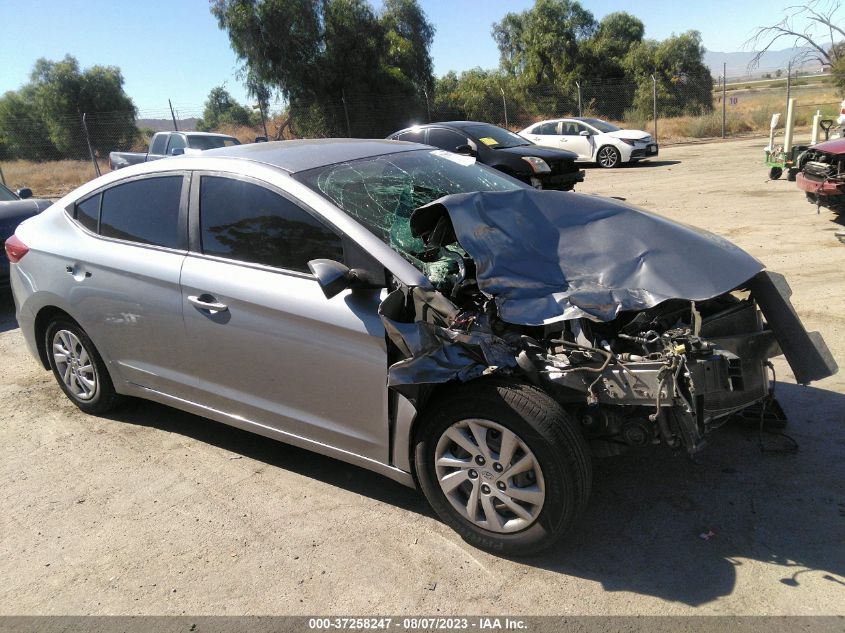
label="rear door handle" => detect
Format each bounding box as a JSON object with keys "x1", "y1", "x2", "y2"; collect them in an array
[{"x1": 188, "y1": 294, "x2": 228, "y2": 313}]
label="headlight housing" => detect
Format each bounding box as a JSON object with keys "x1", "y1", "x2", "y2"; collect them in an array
[
  {"x1": 619, "y1": 138, "x2": 636, "y2": 146},
  {"x1": 521, "y1": 156, "x2": 551, "y2": 173}
]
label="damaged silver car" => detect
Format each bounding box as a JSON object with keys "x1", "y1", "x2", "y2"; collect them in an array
[{"x1": 7, "y1": 140, "x2": 837, "y2": 555}]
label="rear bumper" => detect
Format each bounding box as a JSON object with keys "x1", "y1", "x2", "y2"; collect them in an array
[{"x1": 796, "y1": 172, "x2": 845, "y2": 196}]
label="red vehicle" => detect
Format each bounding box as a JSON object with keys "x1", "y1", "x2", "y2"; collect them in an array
[{"x1": 796, "y1": 136, "x2": 845, "y2": 213}]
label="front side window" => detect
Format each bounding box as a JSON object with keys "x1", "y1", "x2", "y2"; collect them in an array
[
  {"x1": 199, "y1": 176, "x2": 343, "y2": 273},
  {"x1": 99, "y1": 176, "x2": 183, "y2": 248},
  {"x1": 427, "y1": 128, "x2": 467, "y2": 152}
]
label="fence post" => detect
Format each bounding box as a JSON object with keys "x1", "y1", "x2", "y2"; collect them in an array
[
  {"x1": 500, "y1": 87, "x2": 508, "y2": 128},
  {"x1": 651, "y1": 75, "x2": 657, "y2": 141},
  {"x1": 341, "y1": 89, "x2": 352, "y2": 137},
  {"x1": 576, "y1": 81, "x2": 582, "y2": 117},
  {"x1": 423, "y1": 88, "x2": 431, "y2": 123},
  {"x1": 0, "y1": 164, "x2": 5, "y2": 186},
  {"x1": 81, "y1": 113, "x2": 101, "y2": 178},
  {"x1": 168, "y1": 99, "x2": 179, "y2": 131},
  {"x1": 722, "y1": 62, "x2": 727, "y2": 139}
]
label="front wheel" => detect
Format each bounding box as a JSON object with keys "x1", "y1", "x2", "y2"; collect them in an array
[
  {"x1": 596, "y1": 145, "x2": 621, "y2": 168},
  {"x1": 414, "y1": 378, "x2": 592, "y2": 555},
  {"x1": 46, "y1": 318, "x2": 123, "y2": 414}
]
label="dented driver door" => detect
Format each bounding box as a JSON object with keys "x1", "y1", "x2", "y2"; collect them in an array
[{"x1": 180, "y1": 173, "x2": 391, "y2": 463}]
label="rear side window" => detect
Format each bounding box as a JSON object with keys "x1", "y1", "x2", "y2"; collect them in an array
[
  {"x1": 427, "y1": 128, "x2": 467, "y2": 152},
  {"x1": 533, "y1": 122, "x2": 558, "y2": 135},
  {"x1": 75, "y1": 193, "x2": 100, "y2": 232},
  {"x1": 395, "y1": 129, "x2": 426, "y2": 143},
  {"x1": 150, "y1": 134, "x2": 167, "y2": 155},
  {"x1": 99, "y1": 176, "x2": 183, "y2": 248},
  {"x1": 199, "y1": 176, "x2": 343, "y2": 273}
]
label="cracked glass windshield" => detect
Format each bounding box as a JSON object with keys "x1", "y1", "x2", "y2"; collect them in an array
[{"x1": 297, "y1": 149, "x2": 524, "y2": 271}]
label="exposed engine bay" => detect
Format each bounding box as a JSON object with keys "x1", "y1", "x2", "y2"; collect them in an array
[{"x1": 378, "y1": 190, "x2": 838, "y2": 456}]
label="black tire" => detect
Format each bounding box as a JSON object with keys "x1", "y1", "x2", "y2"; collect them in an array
[
  {"x1": 769, "y1": 166, "x2": 783, "y2": 180},
  {"x1": 45, "y1": 318, "x2": 123, "y2": 414},
  {"x1": 414, "y1": 377, "x2": 592, "y2": 555},
  {"x1": 787, "y1": 168, "x2": 798, "y2": 182},
  {"x1": 596, "y1": 145, "x2": 621, "y2": 168}
]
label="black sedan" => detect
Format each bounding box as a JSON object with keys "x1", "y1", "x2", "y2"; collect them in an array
[
  {"x1": 1, "y1": 183, "x2": 52, "y2": 287},
  {"x1": 387, "y1": 121, "x2": 585, "y2": 191}
]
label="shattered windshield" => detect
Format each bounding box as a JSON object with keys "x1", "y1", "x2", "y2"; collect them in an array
[{"x1": 297, "y1": 149, "x2": 525, "y2": 264}]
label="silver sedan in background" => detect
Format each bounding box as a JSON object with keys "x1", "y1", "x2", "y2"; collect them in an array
[{"x1": 5, "y1": 140, "x2": 835, "y2": 555}]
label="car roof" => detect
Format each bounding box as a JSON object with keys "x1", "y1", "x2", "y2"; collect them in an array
[{"x1": 201, "y1": 138, "x2": 429, "y2": 173}]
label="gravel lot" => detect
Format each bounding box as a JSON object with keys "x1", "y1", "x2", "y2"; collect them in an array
[{"x1": 1, "y1": 137, "x2": 844, "y2": 616}]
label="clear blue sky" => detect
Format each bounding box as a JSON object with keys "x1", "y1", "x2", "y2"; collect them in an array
[{"x1": 0, "y1": 0, "x2": 817, "y2": 116}]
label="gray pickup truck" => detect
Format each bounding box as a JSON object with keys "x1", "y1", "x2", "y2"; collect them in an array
[{"x1": 109, "y1": 131, "x2": 241, "y2": 170}]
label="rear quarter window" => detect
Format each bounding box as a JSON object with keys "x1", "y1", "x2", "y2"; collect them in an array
[{"x1": 74, "y1": 193, "x2": 100, "y2": 233}]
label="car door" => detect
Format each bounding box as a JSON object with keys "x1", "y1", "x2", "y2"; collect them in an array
[
  {"x1": 65, "y1": 173, "x2": 192, "y2": 396},
  {"x1": 558, "y1": 121, "x2": 593, "y2": 160},
  {"x1": 179, "y1": 172, "x2": 391, "y2": 462}
]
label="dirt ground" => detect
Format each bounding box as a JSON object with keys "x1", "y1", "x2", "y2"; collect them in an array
[{"x1": 1, "y1": 137, "x2": 843, "y2": 616}]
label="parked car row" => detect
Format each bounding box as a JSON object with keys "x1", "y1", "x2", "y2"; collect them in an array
[{"x1": 4, "y1": 131, "x2": 836, "y2": 555}]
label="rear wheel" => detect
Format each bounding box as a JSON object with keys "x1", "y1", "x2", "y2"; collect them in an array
[
  {"x1": 45, "y1": 318, "x2": 123, "y2": 414},
  {"x1": 414, "y1": 378, "x2": 591, "y2": 555},
  {"x1": 769, "y1": 166, "x2": 783, "y2": 180},
  {"x1": 596, "y1": 145, "x2": 621, "y2": 168}
]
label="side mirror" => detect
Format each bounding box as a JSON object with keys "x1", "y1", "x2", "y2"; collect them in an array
[
  {"x1": 15, "y1": 187, "x2": 32, "y2": 199},
  {"x1": 455, "y1": 144, "x2": 476, "y2": 156},
  {"x1": 579, "y1": 130, "x2": 591, "y2": 137},
  {"x1": 307, "y1": 259, "x2": 359, "y2": 299},
  {"x1": 170, "y1": 148, "x2": 185, "y2": 156}
]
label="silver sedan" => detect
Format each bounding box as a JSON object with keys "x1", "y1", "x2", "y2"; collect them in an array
[{"x1": 5, "y1": 139, "x2": 835, "y2": 555}]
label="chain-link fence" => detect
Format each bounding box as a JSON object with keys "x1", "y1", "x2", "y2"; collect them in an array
[{"x1": 0, "y1": 74, "x2": 841, "y2": 197}]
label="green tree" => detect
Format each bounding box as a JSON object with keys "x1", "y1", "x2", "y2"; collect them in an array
[
  {"x1": 492, "y1": 0, "x2": 596, "y2": 86},
  {"x1": 27, "y1": 55, "x2": 137, "y2": 158},
  {"x1": 211, "y1": 0, "x2": 435, "y2": 136},
  {"x1": 196, "y1": 86, "x2": 255, "y2": 131},
  {"x1": 624, "y1": 31, "x2": 713, "y2": 117},
  {"x1": 0, "y1": 88, "x2": 58, "y2": 160}
]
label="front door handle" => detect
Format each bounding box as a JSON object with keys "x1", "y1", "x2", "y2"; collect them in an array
[{"x1": 188, "y1": 294, "x2": 228, "y2": 313}]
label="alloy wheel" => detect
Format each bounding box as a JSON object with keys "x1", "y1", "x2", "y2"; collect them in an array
[
  {"x1": 598, "y1": 146, "x2": 618, "y2": 167},
  {"x1": 52, "y1": 329, "x2": 97, "y2": 401}
]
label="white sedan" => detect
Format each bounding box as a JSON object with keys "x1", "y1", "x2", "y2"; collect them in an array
[{"x1": 519, "y1": 117, "x2": 658, "y2": 168}]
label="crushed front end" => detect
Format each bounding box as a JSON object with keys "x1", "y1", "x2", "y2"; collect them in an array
[{"x1": 379, "y1": 190, "x2": 837, "y2": 456}]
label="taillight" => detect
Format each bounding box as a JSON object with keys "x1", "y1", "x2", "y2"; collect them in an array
[{"x1": 4, "y1": 234, "x2": 29, "y2": 263}]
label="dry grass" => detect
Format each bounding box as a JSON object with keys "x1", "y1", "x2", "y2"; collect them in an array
[{"x1": 0, "y1": 159, "x2": 111, "y2": 198}]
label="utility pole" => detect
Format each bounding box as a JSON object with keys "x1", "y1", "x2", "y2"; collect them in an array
[
  {"x1": 168, "y1": 99, "x2": 179, "y2": 131},
  {"x1": 722, "y1": 62, "x2": 727, "y2": 139}
]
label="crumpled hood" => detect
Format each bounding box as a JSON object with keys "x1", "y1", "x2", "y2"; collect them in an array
[
  {"x1": 410, "y1": 189, "x2": 764, "y2": 325},
  {"x1": 606, "y1": 129, "x2": 651, "y2": 141}
]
